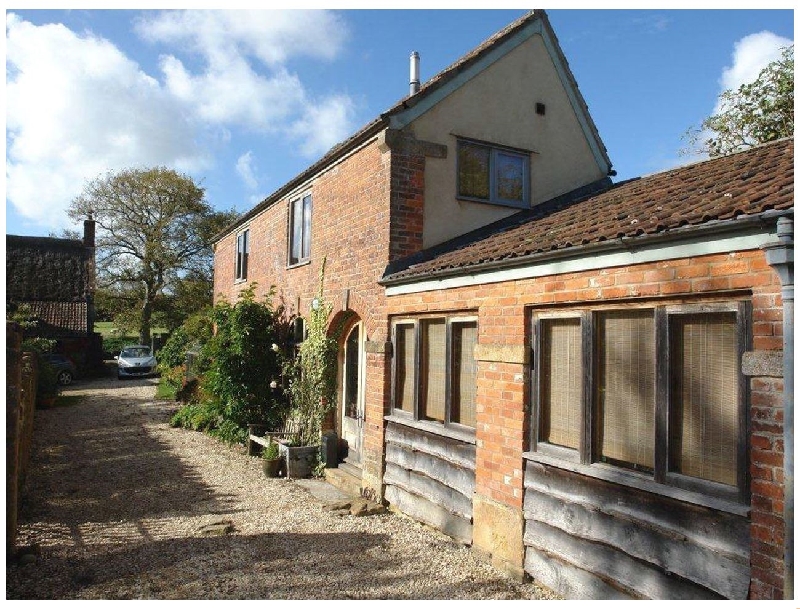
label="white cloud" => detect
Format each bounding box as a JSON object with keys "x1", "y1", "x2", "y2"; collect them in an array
[
  {"x1": 289, "y1": 94, "x2": 358, "y2": 158},
  {"x1": 236, "y1": 151, "x2": 259, "y2": 190},
  {"x1": 716, "y1": 31, "x2": 793, "y2": 110},
  {"x1": 136, "y1": 10, "x2": 356, "y2": 157},
  {"x1": 6, "y1": 14, "x2": 207, "y2": 231}
]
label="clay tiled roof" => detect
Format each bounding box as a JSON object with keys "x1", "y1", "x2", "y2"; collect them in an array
[
  {"x1": 24, "y1": 301, "x2": 88, "y2": 336},
  {"x1": 382, "y1": 138, "x2": 794, "y2": 284}
]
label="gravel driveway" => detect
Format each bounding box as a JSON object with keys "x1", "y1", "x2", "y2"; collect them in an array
[{"x1": 7, "y1": 373, "x2": 557, "y2": 600}]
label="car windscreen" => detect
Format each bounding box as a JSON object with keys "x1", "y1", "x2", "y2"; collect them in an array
[{"x1": 121, "y1": 348, "x2": 151, "y2": 358}]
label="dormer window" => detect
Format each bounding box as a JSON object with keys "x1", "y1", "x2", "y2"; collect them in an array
[{"x1": 457, "y1": 138, "x2": 530, "y2": 208}]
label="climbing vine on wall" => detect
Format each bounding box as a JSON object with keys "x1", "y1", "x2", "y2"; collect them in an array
[{"x1": 284, "y1": 258, "x2": 339, "y2": 446}]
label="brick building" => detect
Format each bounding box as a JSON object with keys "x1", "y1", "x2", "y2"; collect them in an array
[
  {"x1": 212, "y1": 10, "x2": 793, "y2": 599},
  {"x1": 6, "y1": 218, "x2": 102, "y2": 371}
]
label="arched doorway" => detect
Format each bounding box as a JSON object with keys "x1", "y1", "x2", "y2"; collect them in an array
[{"x1": 339, "y1": 318, "x2": 365, "y2": 466}]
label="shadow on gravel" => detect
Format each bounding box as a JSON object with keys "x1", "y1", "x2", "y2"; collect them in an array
[
  {"x1": 18, "y1": 378, "x2": 231, "y2": 527},
  {"x1": 7, "y1": 530, "x2": 398, "y2": 600}
]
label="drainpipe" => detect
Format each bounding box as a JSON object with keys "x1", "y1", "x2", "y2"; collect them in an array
[{"x1": 762, "y1": 216, "x2": 794, "y2": 599}]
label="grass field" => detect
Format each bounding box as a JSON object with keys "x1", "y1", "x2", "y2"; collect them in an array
[{"x1": 95, "y1": 321, "x2": 166, "y2": 338}]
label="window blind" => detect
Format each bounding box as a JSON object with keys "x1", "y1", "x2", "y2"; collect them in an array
[
  {"x1": 420, "y1": 319, "x2": 447, "y2": 423},
  {"x1": 394, "y1": 324, "x2": 415, "y2": 412},
  {"x1": 597, "y1": 310, "x2": 655, "y2": 470},
  {"x1": 452, "y1": 321, "x2": 477, "y2": 427},
  {"x1": 540, "y1": 318, "x2": 582, "y2": 450},
  {"x1": 671, "y1": 313, "x2": 738, "y2": 485}
]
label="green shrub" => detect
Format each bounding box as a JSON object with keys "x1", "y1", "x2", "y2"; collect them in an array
[
  {"x1": 103, "y1": 335, "x2": 137, "y2": 357},
  {"x1": 170, "y1": 402, "x2": 221, "y2": 432},
  {"x1": 201, "y1": 284, "x2": 288, "y2": 436}
]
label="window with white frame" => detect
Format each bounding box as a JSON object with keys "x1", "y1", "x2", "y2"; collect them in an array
[
  {"x1": 289, "y1": 193, "x2": 312, "y2": 265},
  {"x1": 235, "y1": 228, "x2": 249, "y2": 281},
  {"x1": 531, "y1": 301, "x2": 749, "y2": 503},
  {"x1": 392, "y1": 316, "x2": 478, "y2": 430},
  {"x1": 457, "y1": 138, "x2": 530, "y2": 208}
]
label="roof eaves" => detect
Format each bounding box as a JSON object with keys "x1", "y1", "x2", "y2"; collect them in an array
[{"x1": 380, "y1": 208, "x2": 793, "y2": 287}]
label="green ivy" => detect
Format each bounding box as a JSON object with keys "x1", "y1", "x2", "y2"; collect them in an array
[{"x1": 283, "y1": 259, "x2": 339, "y2": 447}]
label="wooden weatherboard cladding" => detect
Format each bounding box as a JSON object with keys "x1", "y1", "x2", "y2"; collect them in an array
[
  {"x1": 523, "y1": 461, "x2": 750, "y2": 599},
  {"x1": 383, "y1": 420, "x2": 476, "y2": 545}
]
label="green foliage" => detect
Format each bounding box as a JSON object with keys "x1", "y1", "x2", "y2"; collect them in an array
[
  {"x1": 170, "y1": 401, "x2": 222, "y2": 432},
  {"x1": 21, "y1": 339, "x2": 59, "y2": 399},
  {"x1": 684, "y1": 46, "x2": 793, "y2": 157},
  {"x1": 156, "y1": 375, "x2": 181, "y2": 400},
  {"x1": 284, "y1": 259, "x2": 339, "y2": 447},
  {"x1": 69, "y1": 166, "x2": 238, "y2": 345},
  {"x1": 103, "y1": 335, "x2": 137, "y2": 357},
  {"x1": 200, "y1": 284, "x2": 288, "y2": 437},
  {"x1": 262, "y1": 440, "x2": 280, "y2": 461},
  {"x1": 157, "y1": 326, "x2": 191, "y2": 371}
]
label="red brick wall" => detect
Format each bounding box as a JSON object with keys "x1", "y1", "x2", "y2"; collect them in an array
[
  {"x1": 386, "y1": 249, "x2": 785, "y2": 596},
  {"x1": 749, "y1": 373, "x2": 785, "y2": 599},
  {"x1": 213, "y1": 133, "x2": 431, "y2": 498}
]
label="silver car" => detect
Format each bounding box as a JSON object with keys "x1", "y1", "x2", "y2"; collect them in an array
[{"x1": 116, "y1": 345, "x2": 157, "y2": 380}]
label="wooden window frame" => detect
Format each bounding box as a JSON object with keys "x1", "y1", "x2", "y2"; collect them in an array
[
  {"x1": 391, "y1": 315, "x2": 478, "y2": 433},
  {"x1": 235, "y1": 228, "x2": 249, "y2": 282},
  {"x1": 530, "y1": 300, "x2": 750, "y2": 504},
  {"x1": 456, "y1": 138, "x2": 531, "y2": 209},
  {"x1": 288, "y1": 192, "x2": 312, "y2": 267}
]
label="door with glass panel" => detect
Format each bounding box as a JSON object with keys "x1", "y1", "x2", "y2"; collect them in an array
[{"x1": 341, "y1": 322, "x2": 365, "y2": 465}]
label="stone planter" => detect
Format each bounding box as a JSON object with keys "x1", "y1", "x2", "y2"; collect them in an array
[
  {"x1": 279, "y1": 444, "x2": 319, "y2": 479},
  {"x1": 262, "y1": 457, "x2": 284, "y2": 478}
]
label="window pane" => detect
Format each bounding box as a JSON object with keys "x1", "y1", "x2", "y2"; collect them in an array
[
  {"x1": 394, "y1": 324, "x2": 415, "y2": 412},
  {"x1": 302, "y1": 195, "x2": 312, "y2": 260},
  {"x1": 420, "y1": 319, "x2": 446, "y2": 423},
  {"x1": 291, "y1": 198, "x2": 303, "y2": 262},
  {"x1": 540, "y1": 318, "x2": 582, "y2": 449},
  {"x1": 496, "y1": 152, "x2": 525, "y2": 202},
  {"x1": 458, "y1": 142, "x2": 490, "y2": 200},
  {"x1": 452, "y1": 321, "x2": 477, "y2": 427},
  {"x1": 596, "y1": 310, "x2": 655, "y2": 471},
  {"x1": 670, "y1": 313, "x2": 738, "y2": 486}
]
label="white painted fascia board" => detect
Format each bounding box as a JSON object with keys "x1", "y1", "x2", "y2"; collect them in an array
[{"x1": 384, "y1": 224, "x2": 778, "y2": 296}]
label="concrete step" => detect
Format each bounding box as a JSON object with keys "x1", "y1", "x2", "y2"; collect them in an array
[{"x1": 324, "y1": 461, "x2": 362, "y2": 497}]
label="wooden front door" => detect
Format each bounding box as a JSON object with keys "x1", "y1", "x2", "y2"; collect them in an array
[{"x1": 340, "y1": 322, "x2": 365, "y2": 465}]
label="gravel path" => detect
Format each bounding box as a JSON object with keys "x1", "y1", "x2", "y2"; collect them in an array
[{"x1": 7, "y1": 374, "x2": 557, "y2": 600}]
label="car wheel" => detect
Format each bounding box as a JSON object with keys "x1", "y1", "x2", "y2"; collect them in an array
[{"x1": 57, "y1": 370, "x2": 73, "y2": 386}]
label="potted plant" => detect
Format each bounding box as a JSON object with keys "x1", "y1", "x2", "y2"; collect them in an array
[{"x1": 261, "y1": 439, "x2": 284, "y2": 478}]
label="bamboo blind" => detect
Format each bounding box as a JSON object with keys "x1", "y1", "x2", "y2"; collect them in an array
[
  {"x1": 671, "y1": 313, "x2": 738, "y2": 485},
  {"x1": 452, "y1": 321, "x2": 477, "y2": 427},
  {"x1": 597, "y1": 310, "x2": 655, "y2": 470},
  {"x1": 540, "y1": 318, "x2": 582, "y2": 449},
  {"x1": 421, "y1": 320, "x2": 447, "y2": 423},
  {"x1": 394, "y1": 324, "x2": 415, "y2": 412}
]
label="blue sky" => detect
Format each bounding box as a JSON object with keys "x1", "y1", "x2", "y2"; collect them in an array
[{"x1": 4, "y1": 6, "x2": 795, "y2": 237}]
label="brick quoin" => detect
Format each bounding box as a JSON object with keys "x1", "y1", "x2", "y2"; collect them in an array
[{"x1": 386, "y1": 247, "x2": 785, "y2": 598}]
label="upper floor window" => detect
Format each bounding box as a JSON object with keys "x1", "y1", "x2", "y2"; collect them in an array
[
  {"x1": 530, "y1": 301, "x2": 749, "y2": 504},
  {"x1": 392, "y1": 315, "x2": 478, "y2": 430},
  {"x1": 457, "y1": 138, "x2": 530, "y2": 208},
  {"x1": 235, "y1": 229, "x2": 249, "y2": 281},
  {"x1": 289, "y1": 193, "x2": 312, "y2": 266}
]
